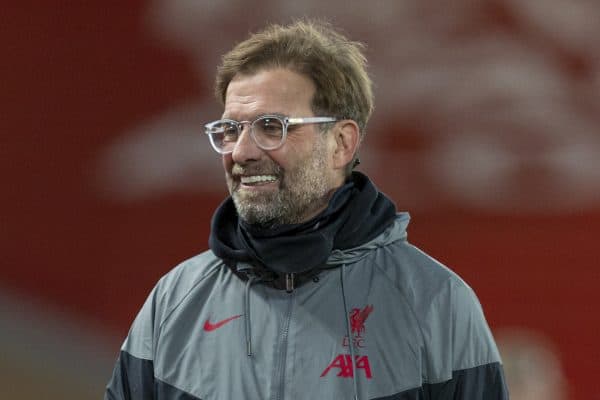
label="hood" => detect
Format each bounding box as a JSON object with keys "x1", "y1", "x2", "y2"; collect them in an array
[{"x1": 326, "y1": 212, "x2": 410, "y2": 266}]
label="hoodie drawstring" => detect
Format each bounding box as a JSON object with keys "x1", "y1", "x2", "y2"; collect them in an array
[
  {"x1": 245, "y1": 275, "x2": 257, "y2": 357},
  {"x1": 340, "y1": 265, "x2": 360, "y2": 400}
]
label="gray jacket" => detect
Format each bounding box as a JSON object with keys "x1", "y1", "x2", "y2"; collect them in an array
[{"x1": 106, "y1": 213, "x2": 508, "y2": 399}]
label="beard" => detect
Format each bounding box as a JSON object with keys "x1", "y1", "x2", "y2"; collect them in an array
[{"x1": 227, "y1": 138, "x2": 332, "y2": 229}]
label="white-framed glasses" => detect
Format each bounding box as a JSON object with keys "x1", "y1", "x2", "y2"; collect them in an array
[{"x1": 204, "y1": 114, "x2": 337, "y2": 154}]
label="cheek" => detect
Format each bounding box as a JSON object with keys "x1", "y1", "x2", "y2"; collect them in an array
[
  {"x1": 267, "y1": 150, "x2": 291, "y2": 171},
  {"x1": 270, "y1": 138, "x2": 313, "y2": 169}
]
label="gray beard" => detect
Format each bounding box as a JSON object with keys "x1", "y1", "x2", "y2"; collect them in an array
[
  {"x1": 232, "y1": 185, "x2": 329, "y2": 229},
  {"x1": 230, "y1": 137, "x2": 331, "y2": 229}
]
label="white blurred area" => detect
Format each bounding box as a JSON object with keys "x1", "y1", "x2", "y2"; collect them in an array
[
  {"x1": 95, "y1": 0, "x2": 600, "y2": 213},
  {"x1": 496, "y1": 328, "x2": 569, "y2": 400},
  {"x1": 0, "y1": 287, "x2": 117, "y2": 399}
]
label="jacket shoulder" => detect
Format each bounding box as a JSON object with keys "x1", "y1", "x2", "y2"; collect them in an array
[
  {"x1": 120, "y1": 250, "x2": 223, "y2": 358},
  {"x1": 373, "y1": 240, "x2": 502, "y2": 380},
  {"x1": 375, "y1": 239, "x2": 461, "y2": 304},
  {"x1": 153, "y1": 250, "x2": 223, "y2": 313}
]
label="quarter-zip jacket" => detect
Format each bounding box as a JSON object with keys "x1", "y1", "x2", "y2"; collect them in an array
[{"x1": 105, "y1": 213, "x2": 508, "y2": 399}]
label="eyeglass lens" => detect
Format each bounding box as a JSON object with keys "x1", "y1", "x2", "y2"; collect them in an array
[{"x1": 209, "y1": 116, "x2": 285, "y2": 152}]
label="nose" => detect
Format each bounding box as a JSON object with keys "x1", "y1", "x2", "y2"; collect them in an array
[{"x1": 231, "y1": 124, "x2": 262, "y2": 163}]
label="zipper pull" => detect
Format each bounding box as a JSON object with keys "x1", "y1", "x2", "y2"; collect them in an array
[{"x1": 285, "y1": 273, "x2": 295, "y2": 293}]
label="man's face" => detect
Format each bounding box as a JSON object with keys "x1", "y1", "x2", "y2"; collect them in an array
[{"x1": 222, "y1": 68, "x2": 342, "y2": 228}]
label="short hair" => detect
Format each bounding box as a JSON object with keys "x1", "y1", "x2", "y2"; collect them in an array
[{"x1": 215, "y1": 19, "x2": 374, "y2": 142}]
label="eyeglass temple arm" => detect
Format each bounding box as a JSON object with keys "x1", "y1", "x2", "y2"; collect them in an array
[{"x1": 287, "y1": 117, "x2": 338, "y2": 125}]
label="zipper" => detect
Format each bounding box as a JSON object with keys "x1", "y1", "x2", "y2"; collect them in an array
[
  {"x1": 285, "y1": 273, "x2": 295, "y2": 293},
  {"x1": 271, "y1": 286, "x2": 295, "y2": 400}
]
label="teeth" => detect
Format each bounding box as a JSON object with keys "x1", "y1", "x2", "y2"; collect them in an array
[{"x1": 241, "y1": 175, "x2": 277, "y2": 184}]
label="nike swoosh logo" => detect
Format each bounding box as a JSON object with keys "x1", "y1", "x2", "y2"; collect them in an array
[{"x1": 203, "y1": 315, "x2": 243, "y2": 332}]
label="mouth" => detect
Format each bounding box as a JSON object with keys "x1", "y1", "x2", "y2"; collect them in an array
[{"x1": 239, "y1": 174, "x2": 278, "y2": 187}]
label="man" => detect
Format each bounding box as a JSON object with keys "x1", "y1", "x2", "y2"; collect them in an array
[{"x1": 106, "y1": 20, "x2": 508, "y2": 399}]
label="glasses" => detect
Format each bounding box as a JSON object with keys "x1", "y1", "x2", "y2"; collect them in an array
[{"x1": 204, "y1": 114, "x2": 337, "y2": 154}]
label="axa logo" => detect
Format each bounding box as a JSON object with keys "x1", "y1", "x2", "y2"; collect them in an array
[
  {"x1": 320, "y1": 355, "x2": 372, "y2": 379},
  {"x1": 321, "y1": 304, "x2": 374, "y2": 380}
]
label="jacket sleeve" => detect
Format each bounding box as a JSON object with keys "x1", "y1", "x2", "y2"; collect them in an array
[
  {"x1": 423, "y1": 277, "x2": 509, "y2": 399},
  {"x1": 105, "y1": 286, "x2": 159, "y2": 400}
]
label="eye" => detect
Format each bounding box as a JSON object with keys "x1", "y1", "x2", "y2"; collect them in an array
[
  {"x1": 210, "y1": 122, "x2": 238, "y2": 142},
  {"x1": 222, "y1": 124, "x2": 239, "y2": 142},
  {"x1": 255, "y1": 117, "x2": 283, "y2": 137}
]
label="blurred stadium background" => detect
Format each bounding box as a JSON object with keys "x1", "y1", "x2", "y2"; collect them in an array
[{"x1": 2, "y1": 1, "x2": 599, "y2": 398}]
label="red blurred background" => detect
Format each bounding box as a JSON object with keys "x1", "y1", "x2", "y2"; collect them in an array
[{"x1": 2, "y1": 1, "x2": 599, "y2": 398}]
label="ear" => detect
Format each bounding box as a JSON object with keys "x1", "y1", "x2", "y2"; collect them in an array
[{"x1": 331, "y1": 120, "x2": 360, "y2": 170}]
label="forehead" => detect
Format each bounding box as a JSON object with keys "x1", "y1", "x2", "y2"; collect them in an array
[{"x1": 223, "y1": 68, "x2": 316, "y2": 118}]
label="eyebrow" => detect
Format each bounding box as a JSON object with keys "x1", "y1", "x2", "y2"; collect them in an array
[{"x1": 220, "y1": 112, "x2": 288, "y2": 121}]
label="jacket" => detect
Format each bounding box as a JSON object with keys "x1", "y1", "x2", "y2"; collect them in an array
[{"x1": 105, "y1": 213, "x2": 508, "y2": 399}]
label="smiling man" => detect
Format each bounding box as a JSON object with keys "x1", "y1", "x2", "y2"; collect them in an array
[
  {"x1": 222, "y1": 68, "x2": 342, "y2": 227},
  {"x1": 106, "y1": 20, "x2": 508, "y2": 400}
]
